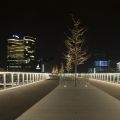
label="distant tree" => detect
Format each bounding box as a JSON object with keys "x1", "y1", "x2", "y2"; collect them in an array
[
  {"x1": 52, "y1": 66, "x2": 55, "y2": 74},
  {"x1": 52, "y1": 66, "x2": 58, "y2": 75},
  {"x1": 59, "y1": 63, "x2": 64, "y2": 73},
  {"x1": 55, "y1": 66, "x2": 59, "y2": 74},
  {"x1": 65, "y1": 15, "x2": 90, "y2": 86}
]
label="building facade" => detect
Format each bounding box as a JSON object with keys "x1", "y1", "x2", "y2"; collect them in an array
[
  {"x1": 117, "y1": 62, "x2": 120, "y2": 72},
  {"x1": 7, "y1": 35, "x2": 35, "y2": 71},
  {"x1": 91, "y1": 60, "x2": 117, "y2": 73}
]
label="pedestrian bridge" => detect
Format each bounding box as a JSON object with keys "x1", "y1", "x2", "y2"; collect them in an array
[
  {"x1": 17, "y1": 73, "x2": 120, "y2": 120},
  {"x1": 1, "y1": 72, "x2": 120, "y2": 90}
]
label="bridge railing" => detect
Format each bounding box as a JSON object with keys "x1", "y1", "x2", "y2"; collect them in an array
[
  {"x1": 80, "y1": 73, "x2": 120, "y2": 84},
  {"x1": 58, "y1": 73, "x2": 120, "y2": 85},
  {"x1": 0, "y1": 72, "x2": 50, "y2": 90}
]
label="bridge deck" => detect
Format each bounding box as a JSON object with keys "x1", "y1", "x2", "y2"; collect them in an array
[
  {"x1": 17, "y1": 79, "x2": 120, "y2": 120},
  {"x1": 0, "y1": 79, "x2": 58, "y2": 120}
]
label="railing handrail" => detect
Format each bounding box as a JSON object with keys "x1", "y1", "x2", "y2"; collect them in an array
[
  {"x1": 80, "y1": 72, "x2": 120, "y2": 84},
  {"x1": 0, "y1": 71, "x2": 50, "y2": 74},
  {"x1": 0, "y1": 72, "x2": 50, "y2": 90}
]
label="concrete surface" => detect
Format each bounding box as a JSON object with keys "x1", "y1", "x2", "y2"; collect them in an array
[
  {"x1": 0, "y1": 79, "x2": 58, "y2": 120},
  {"x1": 89, "y1": 79, "x2": 120, "y2": 100},
  {"x1": 17, "y1": 79, "x2": 120, "y2": 120}
]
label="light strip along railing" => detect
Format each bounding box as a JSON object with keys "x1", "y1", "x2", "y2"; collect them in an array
[
  {"x1": 80, "y1": 73, "x2": 120, "y2": 84},
  {"x1": 0, "y1": 72, "x2": 50, "y2": 90}
]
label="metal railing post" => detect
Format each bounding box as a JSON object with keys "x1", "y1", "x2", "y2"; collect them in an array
[
  {"x1": 22, "y1": 73, "x2": 24, "y2": 85},
  {"x1": 26, "y1": 73, "x2": 28, "y2": 84},
  {"x1": 11, "y1": 73, "x2": 14, "y2": 87},
  {"x1": 3, "y1": 73, "x2": 6, "y2": 89},
  {"x1": 17, "y1": 73, "x2": 20, "y2": 85}
]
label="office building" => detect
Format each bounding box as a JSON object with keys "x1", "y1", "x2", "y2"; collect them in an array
[{"x1": 7, "y1": 35, "x2": 35, "y2": 71}]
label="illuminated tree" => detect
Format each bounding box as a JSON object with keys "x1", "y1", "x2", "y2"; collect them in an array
[
  {"x1": 55, "y1": 66, "x2": 58, "y2": 74},
  {"x1": 65, "y1": 16, "x2": 90, "y2": 86},
  {"x1": 52, "y1": 66, "x2": 58, "y2": 74},
  {"x1": 52, "y1": 66, "x2": 55, "y2": 74}
]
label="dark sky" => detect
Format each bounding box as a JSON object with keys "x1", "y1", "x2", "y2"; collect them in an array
[{"x1": 0, "y1": 0, "x2": 120, "y2": 70}]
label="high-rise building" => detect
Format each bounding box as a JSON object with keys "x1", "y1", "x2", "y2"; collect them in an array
[{"x1": 7, "y1": 35, "x2": 36, "y2": 71}]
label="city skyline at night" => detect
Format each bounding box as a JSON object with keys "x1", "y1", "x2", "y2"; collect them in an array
[{"x1": 0, "y1": 1, "x2": 120, "y2": 72}]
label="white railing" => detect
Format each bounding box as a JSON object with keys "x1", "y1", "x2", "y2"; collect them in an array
[
  {"x1": 58, "y1": 73, "x2": 120, "y2": 84},
  {"x1": 0, "y1": 72, "x2": 50, "y2": 90},
  {"x1": 80, "y1": 73, "x2": 120, "y2": 84}
]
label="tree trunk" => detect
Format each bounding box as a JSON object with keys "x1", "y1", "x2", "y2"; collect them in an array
[
  {"x1": 75, "y1": 63, "x2": 77, "y2": 87},
  {"x1": 75, "y1": 54, "x2": 77, "y2": 87}
]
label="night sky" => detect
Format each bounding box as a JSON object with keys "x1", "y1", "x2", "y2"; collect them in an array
[{"x1": 0, "y1": 0, "x2": 120, "y2": 71}]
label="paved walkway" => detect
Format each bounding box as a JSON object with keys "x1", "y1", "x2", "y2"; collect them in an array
[
  {"x1": 89, "y1": 79, "x2": 120, "y2": 100},
  {"x1": 0, "y1": 79, "x2": 58, "y2": 120},
  {"x1": 16, "y1": 79, "x2": 120, "y2": 120}
]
